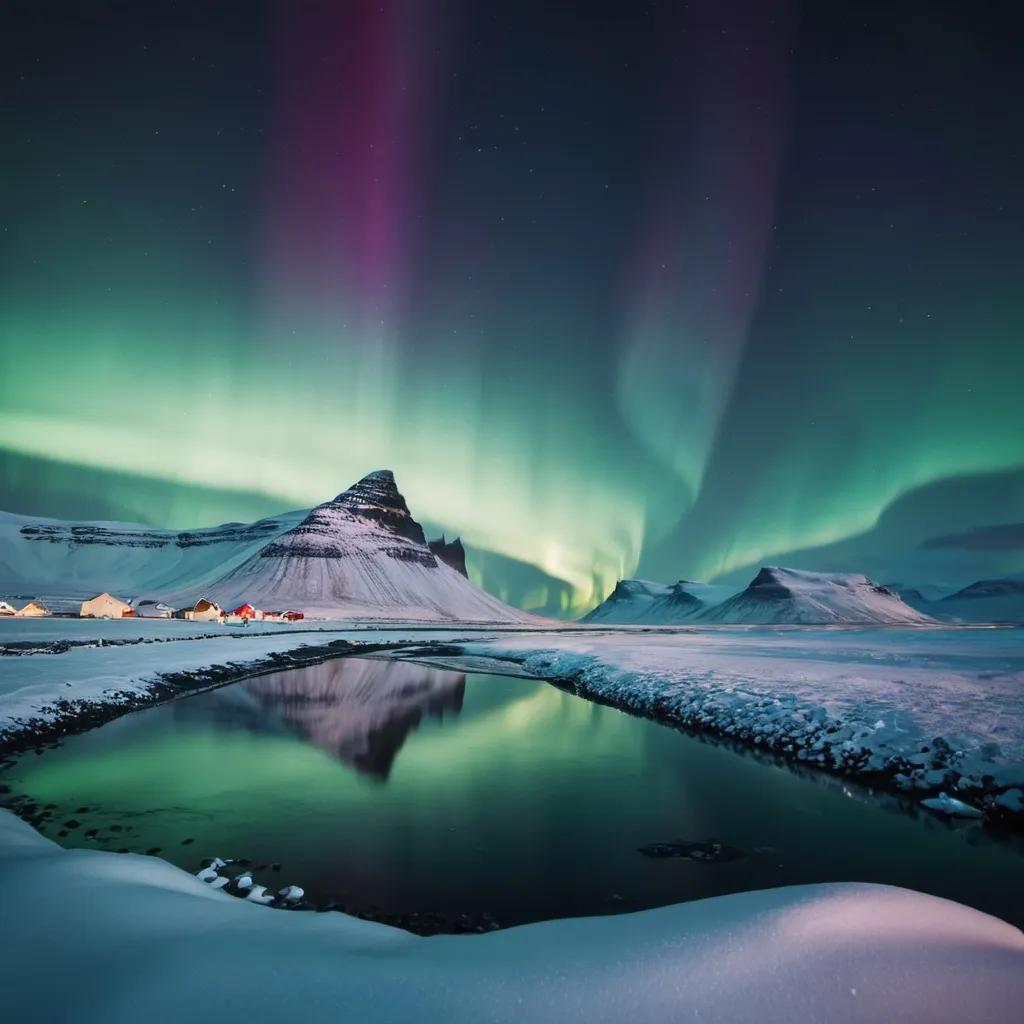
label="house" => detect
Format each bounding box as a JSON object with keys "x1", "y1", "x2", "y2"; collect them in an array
[
  {"x1": 133, "y1": 600, "x2": 174, "y2": 619},
  {"x1": 225, "y1": 603, "x2": 262, "y2": 624},
  {"x1": 80, "y1": 593, "x2": 132, "y2": 619},
  {"x1": 0, "y1": 600, "x2": 16, "y2": 616},
  {"x1": 263, "y1": 609, "x2": 304, "y2": 622},
  {"x1": 185, "y1": 599, "x2": 223, "y2": 622},
  {"x1": 15, "y1": 600, "x2": 50, "y2": 617}
]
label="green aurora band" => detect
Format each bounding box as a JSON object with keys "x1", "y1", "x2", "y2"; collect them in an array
[{"x1": 1, "y1": 1, "x2": 1023, "y2": 611}]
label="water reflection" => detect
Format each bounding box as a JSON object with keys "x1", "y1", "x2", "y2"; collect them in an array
[
  {"x1": 3, "y1": 659, "x2": 1023, "y2": 932},
  {"x1": 239, "y1": 659, "x2": 465, "y2": 779}
]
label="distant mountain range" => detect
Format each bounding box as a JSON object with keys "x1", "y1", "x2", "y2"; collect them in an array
[
  {"x1": 0, "y1": 471, "x2": 537, "y2": 623},
  {"x1": 891, "y1": 577, "x2": 1024, "y2": 624},
  {"x1": 586, "y1": 567, "x2": 939, "y2": 625},
  {"x1": 581, "y1": 579, "x2": 741, "y2": 624},
  {"x1": 587, "y1": 566, "x2": 1024, "y2": 625}
]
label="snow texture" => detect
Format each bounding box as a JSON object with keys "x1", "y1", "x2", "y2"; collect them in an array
[
  {"x1": 431, "y1": 627, "x2": 1024, "y2": 805},
  {"x1": 1, "y1": 809, "x2": 1021, "y2": 1023}
]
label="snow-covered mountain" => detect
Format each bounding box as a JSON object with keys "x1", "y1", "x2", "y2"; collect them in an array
[
  {"x1": 582, "y1": 579, "x2": 740, "y2": 624},
  {"x1": 697, "y1": 567, "x2": 936, "y2": 625},
  {"x1": 928, "y1": 578, "x2": 1024, "y2": 624},
  {"x1": 0, "y1": 508, "x2": 303, "y2": 601},
  {"x1": 166, "y1": 471, "x2": 538, "y2": 622},
  {"x1": 1, "y1": 471, "x2": 539, "y2": 623}
]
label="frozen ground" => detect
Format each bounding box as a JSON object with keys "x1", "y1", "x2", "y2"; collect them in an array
[
  {"x1": 1, "y1": 810, "x2": 1021, "y2": 1024},
  {"x1": 394, "y1": 626, "x2": 1024, "y2": 818}
]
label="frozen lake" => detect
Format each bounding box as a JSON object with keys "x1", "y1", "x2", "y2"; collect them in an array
[{"x1": 2, "y1": 656, "x2": 1022, "y2": 932}]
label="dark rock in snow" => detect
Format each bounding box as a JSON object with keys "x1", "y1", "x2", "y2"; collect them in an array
[
  {"x1": 638, "y1": 839, "x2": 747, "y2": 862},
  {"x1": 428, "y1": 535, "x2": 469, "y2": 577}
]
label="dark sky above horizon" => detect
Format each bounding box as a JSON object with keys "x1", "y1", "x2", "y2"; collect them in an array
[{"x1": 2, "y1": 0, "x2": 1022, "y2": 612}]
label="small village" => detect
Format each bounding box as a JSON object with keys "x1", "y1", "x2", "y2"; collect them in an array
[{"x1": 0, "y1": 593, "x2": 305, "y2": 624}]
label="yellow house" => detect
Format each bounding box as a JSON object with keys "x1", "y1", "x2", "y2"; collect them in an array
[
  {"x1": 15, "y1": 601, "x2": 50, "y2": 617},
  {"x1": 186, "y1": 599, "x2": 223, "y2": 622},
  {"x1": 80, "y1": 593, "x2": 132, "y2": 619}
]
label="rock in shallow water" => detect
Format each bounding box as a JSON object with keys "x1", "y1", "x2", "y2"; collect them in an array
[{"x1": 637, "y1": 839, "x2": 747, "y2": 862}]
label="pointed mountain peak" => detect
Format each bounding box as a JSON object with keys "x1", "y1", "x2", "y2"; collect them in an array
[
  {"x1": 261, "y1": 470, "x2": 429, "y2": 558},
  {"x1": 330, "y1": 469, "x2": 406, "y2": 512}
]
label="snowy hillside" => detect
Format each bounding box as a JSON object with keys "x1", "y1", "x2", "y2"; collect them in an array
[
  {"x1": 582, "y1": 579, "x2": 739, "y2": 624},
  {"x1": 168, "y1": 471, "x2": 539, "y2": 622},
  {"x1": 697, "y1": 567, "x2": 936, "y2": 625},
  {"x1": 0, "y1": 508, "x2": 302, "y2": 601}
]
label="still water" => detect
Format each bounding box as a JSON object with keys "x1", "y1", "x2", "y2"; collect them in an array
[{"x1": 3, "y1": 657, "x2": 1022, "y2": 930}]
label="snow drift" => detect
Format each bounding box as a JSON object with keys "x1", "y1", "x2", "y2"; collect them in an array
[
  {"x1": 167, "y1": 471, "x2": 537, "y2": 622},
  {"x1": 1, "y1": 810, "x2": 1021, "y2": 1024},
  {"x1": 698, "y1": 567, "x2": 935, "y2": 625}
]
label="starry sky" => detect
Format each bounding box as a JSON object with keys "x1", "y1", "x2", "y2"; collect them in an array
[{"x1": 1, "y1": 0, "x2": 1023, "y2": 614}]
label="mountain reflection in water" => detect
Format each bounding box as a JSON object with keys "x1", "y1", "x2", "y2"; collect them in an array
[
  {"x1": 174, "y1": 658, "x2": 466, "y2": 780},
  {"x1": 243, "y1": 659, "x2": 465, "y2": 779}
]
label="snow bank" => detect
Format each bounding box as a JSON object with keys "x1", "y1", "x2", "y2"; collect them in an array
[
  {"x1": 430, "y1": 628, "x2": 1024, "y2": 813},
  {"x1": 1, "y1": 809, "x2": 1021, "y2": 1023}
]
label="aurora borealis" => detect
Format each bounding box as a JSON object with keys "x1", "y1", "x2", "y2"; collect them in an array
[{"x1": 2, "y1": 0, "x2": 1023, "y2": 614}]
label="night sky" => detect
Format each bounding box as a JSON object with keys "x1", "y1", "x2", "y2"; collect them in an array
[{"x1": 2, "y1": 0, "x2": 1023, "y2": 614}]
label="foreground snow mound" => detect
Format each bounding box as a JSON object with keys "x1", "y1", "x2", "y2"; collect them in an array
[
  {"x1": 170, "y1": 471, "x2": 537, "y2": 622},
  {"x1": 0, "y1": 812, "x2": 1021, "y2": 1024},
  {"x1": 699, "y1": 567, "x2": 936, "y2": 625},
  {"x1": 583, "y1": 579, "x2": 739, "y2": 624}
]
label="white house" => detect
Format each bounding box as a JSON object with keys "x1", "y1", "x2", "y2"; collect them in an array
[
  {"x1": 133, "y1": 599, "x2": 174, "y2": 619},
  {"x1": 80, "y1": 593, "x2": 132, "y2": 619},
  {"x1": 0, "y1": 600, "x2": 16, "y2": 616}
]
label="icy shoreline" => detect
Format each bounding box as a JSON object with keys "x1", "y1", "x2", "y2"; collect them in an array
[
  {"x1": 394, "y1": 627, "x2": 1024, "y2": 829},
  {"x1": 0, "y1": 622, "x2": 555, "y2": 756},
  {"x1": 3, "y1": 621, "x2": 1023, "y2": 830}
]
